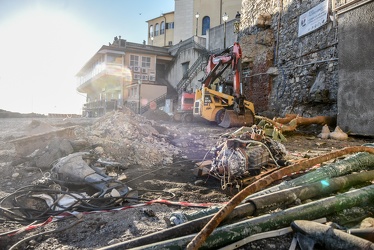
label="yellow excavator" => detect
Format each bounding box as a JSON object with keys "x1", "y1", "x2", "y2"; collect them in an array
[{"x1": 188, "y1": 42, "x2": 255, "y2": 128}]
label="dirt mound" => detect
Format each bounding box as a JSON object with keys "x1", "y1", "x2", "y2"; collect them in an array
[
  {"x1": 142, "y1": 108, "x2": 171, "y2": 122},
  {"x1": 75, "y1": 109, "x2": 180, "y2": 168},
  {"x1": 25, "y1": 120, "x2": 56, "y2": 135}
]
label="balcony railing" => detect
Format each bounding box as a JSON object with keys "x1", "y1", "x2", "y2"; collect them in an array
[
  {"x1": 82, "y1": 100, "x2": 118, "y2": 117},
  {"x1": 77, "y1": 63, "x2": 128, "y2": 88}
]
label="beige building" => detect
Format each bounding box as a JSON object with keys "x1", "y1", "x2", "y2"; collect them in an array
[
  {"x1": 147, "y1": 0, "x2": 241, "y2": 47},
  {"x1": 76, "y1": 37, "x2": 173, "y2": 117},
  {"x1": 146, "y1": 11, "x2": 175, "y2": 47},
  {"x1": 77, "y1": 1, "x2": 242, "y2": 117},
  {"x1": 175, "y1": 0, "x2": 241, "y2": 43}
]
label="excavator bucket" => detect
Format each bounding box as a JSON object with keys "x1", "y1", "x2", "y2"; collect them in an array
[{"x1": 219, "y1": 110, "x2": 255, "y2": 128}]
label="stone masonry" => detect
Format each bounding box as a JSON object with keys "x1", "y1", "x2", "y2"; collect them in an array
[{"x1": 240, "y1": 0, "x2": 339, "y2": 118}]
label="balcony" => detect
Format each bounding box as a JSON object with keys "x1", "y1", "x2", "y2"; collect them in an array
[
  {"x1": 82, "y1": 100, "x2": 118, "y2": 117},
  {"x1": 77, "y1": 63, "x2": 132, "y2": 93}
]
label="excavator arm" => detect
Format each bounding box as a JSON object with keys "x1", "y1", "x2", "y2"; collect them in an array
[{"x1": 200, "y1": 43, "x2": 255, "y2": 128}]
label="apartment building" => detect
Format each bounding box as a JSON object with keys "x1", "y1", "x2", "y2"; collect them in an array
[
  {"x1": 77, "y1": 0, "x2": 242, "y2": 117},
  {"x1": 147, "y1": 0, "x2": 241, "y2": 47},
  {"x1": 147, "y1": 11, "x2": 175, "y2": 47},
  {"x1": 76, "y1": 37, "x2": 173, "y2": 117}
]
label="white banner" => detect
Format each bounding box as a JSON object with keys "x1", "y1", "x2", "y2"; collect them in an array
[{"x1": 298, "y1": 0, "x2": 329, "y2": 37}]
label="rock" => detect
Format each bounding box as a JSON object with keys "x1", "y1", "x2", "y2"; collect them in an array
[
  {"x1": 11, "y1": 172, "x2": 19, "y2": 178},
  {"x1": 360, "y1": 217, "x2": 374, "y2": 228},
  {"x1": 25, "y1": 120, "x2": 55, "y2": 135},
  {"x1": 194, "y1": 180, "x2": 205, "y2": 185},
  {"x1": 108, "y1": 238, "x2": 121, "y2": 245},
  {"x1": 34, "y1": 138, "x2": 74, "y2": 169},
  {"x1": 317, "y1": 124, "x2": 330, "y2": 139},
  {"x1": 94, "y1": 146, "x2": 105, "y2": 155},
  {"x1": 329, "y1": 126, "x2": 348, "y2": 140},
  {"x1": 70, "y1": 139, "x2": 90, "y2": 151}
]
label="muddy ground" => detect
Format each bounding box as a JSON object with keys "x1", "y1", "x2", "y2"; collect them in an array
[{"x1": 0, "y1": 110, "x2": 372, "y2": 250}]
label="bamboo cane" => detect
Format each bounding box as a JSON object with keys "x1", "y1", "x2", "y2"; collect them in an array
[
  {"x1": 99, "y1": 169, "x2": 374, "y2": 250},
  {"x1": 186, "y1": 146, "x2": 374, "y2": 250},
  {"x1": 247, "y1": 151, "x2": 374, "y2": 199},
  {"x1": 126, "y1": 184, "x2": 374, "y2": 250}
]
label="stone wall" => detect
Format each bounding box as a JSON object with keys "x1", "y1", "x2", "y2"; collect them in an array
[
  {"x1": 240, "y1": 0, "x2": 339, "y2": 118},
  {"x1": 207, "y1": 19, "x2": 238, "y2": 51}
]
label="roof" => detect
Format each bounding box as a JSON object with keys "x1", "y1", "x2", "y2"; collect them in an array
[
  {"x1": 76, "y1": 39, "x2": 172, "y2": 76},
  {"x1": 146, "y1": 11, "x2": 174, "y2": 22}
]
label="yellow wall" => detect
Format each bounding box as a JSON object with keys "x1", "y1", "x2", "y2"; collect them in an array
[
  {"x1": 147, "y1": 12, "x2": 175, "y2": 47},
  {"x1": 193, "y1": 0, "x2": 241, "y2": 37}
]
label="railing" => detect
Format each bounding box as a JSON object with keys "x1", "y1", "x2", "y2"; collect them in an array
[
  {"x1": 82, "y1": 100, "x2": 118, "y2": 117},
  {"x1": 77, "y1": 64, "x2": 125, "y2": 89},
  {"x1": 140, "y1": 93, "x2": 167, "y2": 114},
  {"x1": 176, "y1": 48, "x2": 210, "y2": 94}
]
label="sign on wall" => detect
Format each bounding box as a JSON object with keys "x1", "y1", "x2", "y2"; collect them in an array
[{"x1": 298, "y1": 0, "x2": 329, "y2": 37}]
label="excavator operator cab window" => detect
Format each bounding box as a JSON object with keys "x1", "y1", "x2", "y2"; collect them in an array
[{"x1": 183, "y1": 98, "x2": 194, "y2": 104}]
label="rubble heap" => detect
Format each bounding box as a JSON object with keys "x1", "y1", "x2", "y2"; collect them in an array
[{"x1": 75, "y1": 109, "x2": 180, "y2": 168}]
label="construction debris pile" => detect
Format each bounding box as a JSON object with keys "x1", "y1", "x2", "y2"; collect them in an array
[
  {"x1": 0, "y1": 111, "x2": 373, "y2": 250},
  {"x1": 74, "y1": 109, "x2": 180, "y2": 168}
]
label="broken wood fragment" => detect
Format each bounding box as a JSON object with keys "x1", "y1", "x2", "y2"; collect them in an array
[
  {"x1": 256, "y1": 114, "x2": 336, "y2": 133},
  {"x1": 193, "y1": 160, "x2": 212, "y2": 177}
]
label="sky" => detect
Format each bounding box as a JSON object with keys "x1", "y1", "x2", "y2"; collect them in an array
[{"x1": 0, "y1": 0, "x2": 174, "y2": 115}]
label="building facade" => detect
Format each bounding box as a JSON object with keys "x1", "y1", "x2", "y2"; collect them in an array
[
  {"x1": 76, "y1": 0, "x2": 373, "y2": 135},
  {"x1": 76, "y1": 37, "x2": 172, "y2": 117},
  {"x1": 175, "y1": 0, "x2": 241, "y2": 42},
  {"x1": 147, "y1": 11, "x2": 175, "y2": 47},
  {"x1": 147, "y1": 0, "x2": 241, "y2": 47}
]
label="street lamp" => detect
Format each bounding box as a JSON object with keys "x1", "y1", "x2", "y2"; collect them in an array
[
  {"x1": 234, "y1": 13, "x2": 240, "y2": 41},
  {"x1": 195, "y1": 12, "x2": 199, "y2": 36},
  {"x1": 138, "y1": 79, "x2": 142, "y2": 114},
  {"x1": 151, "y1": 36, "x2": 154, "y2": 45},
  {"x1": 222, "y1": 12, "x2": 228, "y2": 49}
]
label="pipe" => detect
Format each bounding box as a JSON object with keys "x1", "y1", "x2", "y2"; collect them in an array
[
  {"x1": 247, "y1": 150, "x2": 374, "y2": 199},
  {"x1": 294, "y1": 58, "x2": 338, "y2": 68},
  {"x1": 334, "y1": 0, "x2": 373, "y2": 11},
  {"x1": 98, "y1": 170, "x2": 374, "y2": 249},
  {"x1": 275, "y1": 0, "x2": 283, "y2": 65},
  {"x1": 127, "y1": 185, "x2": 374, "y2": 249},
  {"x1": 291, "y1": 220, "x2": 374, "y2": 249},
  {"x1": 336, "y1": 0, "x2": 373, "y2": 15}
]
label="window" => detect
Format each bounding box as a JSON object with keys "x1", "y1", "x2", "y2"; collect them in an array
[
  {"x1": 202, "y1": 16, "x2": 210, "y2": 35},
  {"x1": 182, "y1": 62, "x2": 189, "y2": 78},
  {"x1": 168, "y1": 41, "x2": 173, "y2": 46},
  {"x1": 155, "y1": 23, "x2": 159, "y2": 36},
  {"x1": 149, "y1": 25, "x2": 153, "y2": 38},
  {"x1": 130, "y1": 55, "x2": 139, "y2": 67},
  {"x1": 160, "y1": 21, "x2": 165, "y2": 35},
  {"x1": 107, "y1": 53, "x2": 122, "y2": 64},
  {"x1": 142, "y1": 57, "x2": 151, "y2": 68},
  {"x1": 166, "y1": 22, "x2": 174, "y2": 29}
]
